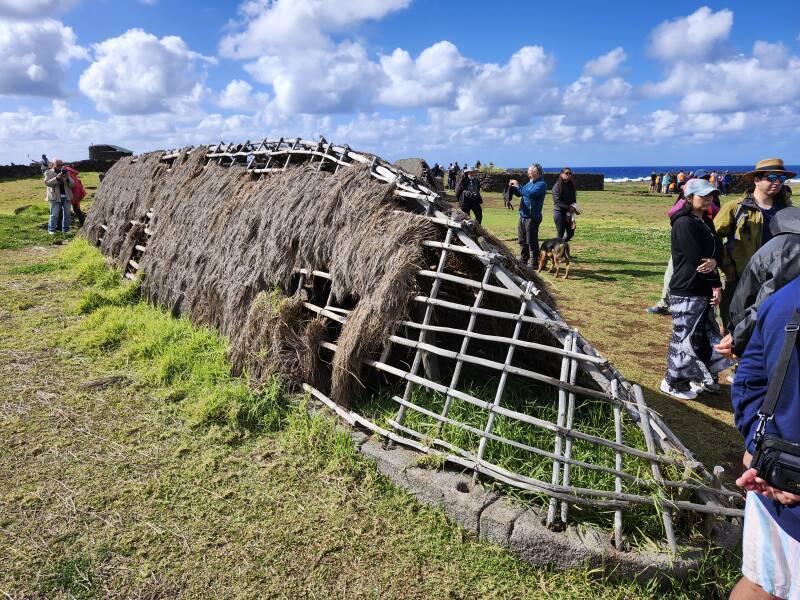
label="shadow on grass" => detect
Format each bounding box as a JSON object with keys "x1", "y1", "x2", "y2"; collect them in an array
[
  {"x1": 576, "y1": 257, "x2": 668, "y2": 268},
  {"x1": 574, "y1": 267, "x2": 662, "y2": 282}
]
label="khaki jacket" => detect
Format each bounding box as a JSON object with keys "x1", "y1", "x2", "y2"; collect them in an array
[
  {"x1": 713, "y1": 194, "x2": 791, "y2": 279},
  {"x1": 44, "y1": 168, "x2": 73, "y2": 203}
]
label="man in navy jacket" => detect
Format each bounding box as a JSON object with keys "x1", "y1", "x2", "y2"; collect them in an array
[{"x1": 731, "y1": 275, "x2": 800, "y2": 599}]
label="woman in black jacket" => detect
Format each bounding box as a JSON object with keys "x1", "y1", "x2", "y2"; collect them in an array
[
  {"x1": 661, "y1": 178, "x2": 733, "y2": 400},
  {"x1": 552, "y1": 167, "x2": 576, "y2": 241}
]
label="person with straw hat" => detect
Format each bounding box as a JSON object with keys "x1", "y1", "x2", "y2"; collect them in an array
[{"x1": 714, "y1": 158, "x2": 795, "y2": 333}]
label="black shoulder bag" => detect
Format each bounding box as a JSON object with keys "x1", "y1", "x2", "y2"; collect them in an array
[{"x1": 750, "y1": 308, "x2": 800, "y2": 494}]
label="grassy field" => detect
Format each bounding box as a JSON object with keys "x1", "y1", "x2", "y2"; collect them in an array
[{"x1": 0, "y1": 175, "x2": 741, "y2": 598}]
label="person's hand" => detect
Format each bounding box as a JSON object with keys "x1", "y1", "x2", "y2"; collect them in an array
[
  {"x1": 710, "y1": 287, "x2": 721, "y2": 307},
  {"x1": 696, "y1": 258, "x2": 717, "y2": 273},
  {"x1": 737, "y1": 455, "x2": 800, "y2": 505},
  {"x1": 736, "y1": 468, "x2": 770, "y2": 494},
  {"x1": 714, "y1": 333, "x2": 737, "y2": 359}
]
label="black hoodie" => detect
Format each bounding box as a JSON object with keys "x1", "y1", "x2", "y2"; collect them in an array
[{"x1": 669, "y1": 206, "x2": 723, "y2": 297}]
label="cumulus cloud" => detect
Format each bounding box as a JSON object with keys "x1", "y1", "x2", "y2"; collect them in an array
[
  {"x1": 0, "y1": 18, "x2": 86, "y2": 97},
  {"x1": 219, "y1": 0, "x2": 411, "y2": 114},
  {"x1": 378, "y1": 41, "x2": 471, "y2": 108},
  {"x1": 243, "y1": 41, "x2": 381, "y2": 114},
  {"x1": 648, "y1": 7, "x2": 733, "y2": 62},
  {"x1": 219, "y1": 0, "x2": 410, "y2": 58},
  {"x1": 217, "y1": 79, "x2": 268, "y2": 111},
  {"x1": 442, "y1": 46, "x2": 560, "y2": 127},
  {"x1": 0, "y1": 0, "x2": 78, "y2": 19},
  {"x1": 583, "y1": 47, "x2": 626, "y2": 78},
  {"x1": 79, "y1": 29, "x2": 214, "y2": 115},
  {"x1": 752, "y1": 40, "x2": 790, "y2": 66},
  {"x1": 644, "y1": 50, "x2": 800, "y2": 114},
  {"x1": 560, "y1": 76, "x2": 630, "y2": 126}
]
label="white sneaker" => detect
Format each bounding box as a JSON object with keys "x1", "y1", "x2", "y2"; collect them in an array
[
  {"x1": 690, "y1": 381, "x2": 722, "y2": 395},
  {"x1": 660, "y1": 379, "x2": 698, "y2": 400}
]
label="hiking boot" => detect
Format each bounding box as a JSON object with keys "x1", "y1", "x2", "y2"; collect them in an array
[
  {"x1": 660, "y1": 379, "x2": 697, "y2": 400},
  {"x1": 646, "y1": 306, "x2": 670, "y2": 315}
]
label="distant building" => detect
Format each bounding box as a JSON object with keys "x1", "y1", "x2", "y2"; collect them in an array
[{"x1": 89, "y1": 144, "x2": 134, "y2": 161}]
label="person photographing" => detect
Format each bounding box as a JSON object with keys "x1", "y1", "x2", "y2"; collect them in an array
[
  {"x1": 508, "y1": 163, "x2": 546, "y2": 266},
  {"x1": 44, "y1": 158, "x2": 74, "y2": 235}
]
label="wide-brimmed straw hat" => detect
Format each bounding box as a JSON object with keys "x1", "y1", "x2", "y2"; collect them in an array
[
  {"x1": 464, "y1": 167, "x2": 479, "y2": 174},
  {"x1": 743, "y1": 158, "x2": 796, "y2": 181}
]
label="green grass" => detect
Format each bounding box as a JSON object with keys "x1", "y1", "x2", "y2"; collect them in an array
[{"x1": 0, "y1": 177, "x2": 744, "y2": 598}]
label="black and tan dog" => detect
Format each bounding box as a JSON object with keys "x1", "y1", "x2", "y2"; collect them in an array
[{"x1": 537, "y1": 238, "x2": 572, "y2": 279}]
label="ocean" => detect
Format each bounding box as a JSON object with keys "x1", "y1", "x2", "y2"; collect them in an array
[{"x1": 541, "y1": 165, "x2": 800, "y2": 184}]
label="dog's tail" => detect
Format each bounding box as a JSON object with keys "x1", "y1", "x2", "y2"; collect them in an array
[{"x1": 564, "y1": 242, "x2": 571, "y2": 261}]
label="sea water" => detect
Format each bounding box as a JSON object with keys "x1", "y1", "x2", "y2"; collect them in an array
[{"x1": 551, "y1": 165, "x2": 800, "y2": 184}]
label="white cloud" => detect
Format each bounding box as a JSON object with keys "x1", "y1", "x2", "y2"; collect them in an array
[
  {"x1": 649, "y1": 7, "x2": 733, "y2": 62},
  {"x1": 0, "y1": 18, "x2": 86, "y2": 97},
  {"x1": 583, "y1": 47, "x2": 626, "y2": 78},
  {"x1": 443, "y1": 46, "x2": 559, "y2": 127},
  {"x1": 752, "y1": 40, "x2": 790, "y2": 66},
  {"x1": 560, "y1": 76, "x2": 630, "y2": 126},
  {"x1": 244, "y1": 41, "x2": 381, "y2": 114},
  {"x1": 0, "y1": 0, "x2": 77, "y2": 19},
  {"x1": 219, "y1": 0, "x2": 411, "y2": 59},
  {"x1": 217, "y1": 79, "x2": 268, "y2": 111},
  {"x1": 378, "y1": 41, "x2": 470, "y2": 108},
  {"x1": 645, "y1": 52, "x2": 800, "y2": 115},
  {"x1": 219, "y1": 0, "x2": 411, "y2": 115},
  {"x1": 79, "y1": 29, "x2": 214, "y2": 115}
]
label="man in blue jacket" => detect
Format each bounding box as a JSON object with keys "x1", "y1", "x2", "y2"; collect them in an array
[
  {"x1": 509, "y1": 163, "x2": 547, "y2": 266},
  {"x1": 731, "y1": 275, "x2": 800, "y2": 599}
]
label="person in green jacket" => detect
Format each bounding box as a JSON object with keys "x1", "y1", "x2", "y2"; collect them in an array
[{"x1": 714, "y1": 158, "x2": 794, "y2": 332}]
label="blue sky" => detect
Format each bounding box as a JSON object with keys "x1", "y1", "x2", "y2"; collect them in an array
[{"x1": 1, "y1": 0, "x2": 799, "y2": 167}]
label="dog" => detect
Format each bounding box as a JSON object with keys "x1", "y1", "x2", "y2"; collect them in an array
[{"x1": 537, "y1": 238, "x2": 572, "y2": 279}]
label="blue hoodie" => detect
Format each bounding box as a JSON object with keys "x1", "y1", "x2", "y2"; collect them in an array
[
  {"x1": 733, "y1": 275, "x2": 800, "y2": 541},
  {"x1": 514, "y1": 178, "x2": 547, "y2": 220}
]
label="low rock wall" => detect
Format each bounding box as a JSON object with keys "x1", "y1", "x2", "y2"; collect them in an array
[
  {"x1": 474, "y1": 171, "x2": 604, "y2": 192},
  {"x1": 0, "y1": 159, "x2": 118, "y2": 180}
]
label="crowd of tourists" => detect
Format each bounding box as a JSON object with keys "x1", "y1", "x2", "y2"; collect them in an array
[
  {"x1": 650, "y1": 169, "x2": 731, "y2": 195},
  {"x1": 641, "y1": 157, "x2": 800, "y2": 599}
]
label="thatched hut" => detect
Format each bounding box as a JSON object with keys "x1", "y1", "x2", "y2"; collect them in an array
[{"x1": 84, "y1": 137, "x2": 742, "y2": 561}]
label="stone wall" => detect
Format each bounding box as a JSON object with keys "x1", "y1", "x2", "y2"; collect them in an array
[
  {"x1": 474, "y1": 170, "x2": 604, "y2": 192},
  {"x1": 0, "y1": 159, "x2": 118, "y2": 180}
]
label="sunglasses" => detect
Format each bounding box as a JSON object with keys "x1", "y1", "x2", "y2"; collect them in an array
[
  {"x1": 563, "y1": 171, "x2": 572, "y2": 175},
  {"x1": 758, "y1": 173, "x2": 787, "y2": 183}
]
